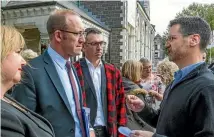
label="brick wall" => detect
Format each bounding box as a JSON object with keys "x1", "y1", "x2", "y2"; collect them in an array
[{"x1": 80, "y1": 1, "x2": 125, "y2": 68}]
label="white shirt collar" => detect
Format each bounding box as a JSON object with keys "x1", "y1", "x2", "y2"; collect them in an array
[{"x1": 85, "y1": 57, "x2": 102, "y2": 68}]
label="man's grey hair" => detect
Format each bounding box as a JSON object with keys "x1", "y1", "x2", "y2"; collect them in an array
[
  {"x1": 169, "y1": 16, "x2": 211, "y2": 51},
  {"x1": 139, "y1": 57, "x2": 150, "y2": 65}
]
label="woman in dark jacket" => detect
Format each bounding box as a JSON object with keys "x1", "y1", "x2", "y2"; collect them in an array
[
  {"x1": 122, "y1": 60, "x2": 155, "y2": 132},
  {"x1": 1, "y1": 26, "x2": 54, "y2": 137}
]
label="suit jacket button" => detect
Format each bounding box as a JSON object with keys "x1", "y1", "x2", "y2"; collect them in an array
[{"x1": 70, "y1": 129, "x2": 74, "y2": 133}]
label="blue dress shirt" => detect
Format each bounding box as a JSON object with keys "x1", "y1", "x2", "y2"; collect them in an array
[
  {"x1": 172, "y1": 62, "x2": 204, "y2": 89},
  {"x1": 48, "y1": 46, "x2": 82, "y2": 137}
]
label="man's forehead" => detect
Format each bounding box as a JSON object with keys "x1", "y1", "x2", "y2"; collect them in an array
[
  {"x1": 67, "y1": 15, "x2": 84, "y2": 30},
  {"x1": 169, "y1": 24, "x2": 181, "y2": 34},
  {"x1": 144, "y1": 63, "x2": 151, "y2": 67},
  {"x1": 86, "y1": 33, "x2": 103, "y2": 41}
]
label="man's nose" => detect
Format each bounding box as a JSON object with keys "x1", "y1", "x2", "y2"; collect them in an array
[
  {"x1": 79, "y1": 36, "x2": 85, "y2": 43},
  {"x1": 165, "y1": 41, "x2": 171, "y2": 48}
]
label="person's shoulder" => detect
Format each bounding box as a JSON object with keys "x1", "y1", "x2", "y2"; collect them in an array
[
  {"x1": 154, "y1": 74, "x2": 161, "y2": 81},
  {"x1": 1, "y1": 101, "x2": 25, "y2": 131},
  {"x1": 73, "y1": 59, "x2": 82, "y2": 68},
  {"x1": 210, "y1": 67, "x2": 214, "y2": 73},
  {"x1": 191, "y1": 69, "x2": 214, "y2": 94},
  {"x1": 28, "y1": 54, "x2": 44, "y2": 65},
  {"x1": 199, "y1": 68, "x2": 214, "y2": 82},
  {"x1": 103, "y1": 62, "x2": 119, "y2": 71},
  {"x1": 22, "y1": 53, "x2": 47, "y2": 72}
]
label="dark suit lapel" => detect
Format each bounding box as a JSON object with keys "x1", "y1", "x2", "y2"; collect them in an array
[
  {"x1": 43, "y1": 51, "x2": 73, "y2": 116},
  {"x1": 80, "y1": 58, "x2": 97, "y2": 101},
  {"x1": 101, "y1": 64, "x2": 107, "y2": 125}
]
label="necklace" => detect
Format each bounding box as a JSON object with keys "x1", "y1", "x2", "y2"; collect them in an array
[{"x1": 2, "y1": 97, "x2": 27, "y2": 113}]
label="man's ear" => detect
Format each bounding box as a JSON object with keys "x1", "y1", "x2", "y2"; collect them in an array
[
  {"x1": 189, "y1": 34, "x2": 200, "y2": 47},
  {"x1": 54, "y1": 30, "x2": 63, "y2": 42}
]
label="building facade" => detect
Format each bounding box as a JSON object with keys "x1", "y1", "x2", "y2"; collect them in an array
[
  {"x1": 2, "y1": 0, "x2": 155, "y2": 68},
  {"x1": 153, "y1": 34, "x2": 165, "y2": 71}
]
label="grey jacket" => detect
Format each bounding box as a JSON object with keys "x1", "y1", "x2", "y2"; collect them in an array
[
  {"x1": 1, "y1": 94, "x2": 54, "y2": 137},
  {"x1": 122, "y1": 77, "x2": 155, "y2": 132}
]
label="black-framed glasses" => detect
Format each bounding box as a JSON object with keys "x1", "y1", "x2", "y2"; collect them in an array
[
  {"x1": 167, "y1": 34, "x2": 192, "y2": 42},
  {"x1": 59, "y1": 30, "x2": 86, "y2": 37},
  {"x1": 86, "y1": 41, "x2": 107, "y2": 47}
]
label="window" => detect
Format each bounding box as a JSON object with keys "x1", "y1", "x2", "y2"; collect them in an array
[
  {"x1": 154, "y1": 51, "x2": 159, "y2": 58},
  {"x1": 154, "y1": 45, "x2": 158, "y2": 50}
]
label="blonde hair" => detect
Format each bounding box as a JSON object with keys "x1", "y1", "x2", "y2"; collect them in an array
[
  {"x1": 1, "y1": 26, "x2": 25, "y2": 61},
  {"x1": 21, "y1": 49, "x2": 38, "y2": 62},
  {"x1": 157, "y1": 58, "x2": 179, "y2": 85},
  {"x1": 1, "y1": 26, "x2": 25, "y2": 82},
  {"x1": 122, "y1": 60, "x2": 142, "y2": 83}
]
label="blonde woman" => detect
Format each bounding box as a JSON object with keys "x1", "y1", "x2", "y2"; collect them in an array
[
  {"x1": 149, "y1": 59, "x2": 179, "y2": 101},
  {"x1": 1, "y1": 26, "x2": 54, "y2": 137},
  {"x1": 122, "y1": 60, "x2": 154, "y2": 132},
  {"x1": 157, "y1": 59, "x2": 179, "y2": 86}
]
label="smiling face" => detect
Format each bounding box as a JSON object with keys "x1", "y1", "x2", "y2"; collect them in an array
[
  {"x1": 1, "y1": 49, "x2": 26, "y2": 84},
  {"x1": 142, "y1": 62, "x2": 152, "y2": 78}
]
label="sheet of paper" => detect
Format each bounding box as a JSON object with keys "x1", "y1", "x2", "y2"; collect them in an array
[{"x1": 118, "y1": 126, "x2": 132, "y2": 137}]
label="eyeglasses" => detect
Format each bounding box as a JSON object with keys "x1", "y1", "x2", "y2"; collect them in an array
[
  {"x1": 59, "y1": 30, "x2": 86, "y2": 37},
  {"x1": 86, "y1": 41, "x2": 107, "y2": 47},
  {"x1": 167, "y1": 34, "x2": 191, "y2": 42},
  {"x1": 143, "y1": 66, "x2": 152, "y2": 70}
]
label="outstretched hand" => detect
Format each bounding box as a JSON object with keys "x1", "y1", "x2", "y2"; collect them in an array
[
  {"x1": 130, "y1": 130, "x2": 154, "y2": 137},
  {"x1": 126, "y1": 95, "x2": 145, "y2": 112}
]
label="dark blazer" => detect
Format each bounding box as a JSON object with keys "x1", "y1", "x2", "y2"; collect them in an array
[
  {"x1": 1, "y1": 94, "x2": 54, "y2": 137},
  {"x1": 75, "y1": 58, "x2": 108, "y2": 126},
  {"x1": 138, "y1": 63, "x2": 214, "y2": 137},
  {"x1": 12, "y1": 51, "x2": 84, "y2": 137}
]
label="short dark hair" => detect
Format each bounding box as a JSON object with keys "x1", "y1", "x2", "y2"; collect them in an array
[
  {"x1": 85, "y1": 28, "x2": 101, "y2": 37},
  {"x1": 169, "y1": 16, "x2": 211, "y2": 51},
  {"x1": 46, "y1": 9, "x2": 79, "y2": 39}
]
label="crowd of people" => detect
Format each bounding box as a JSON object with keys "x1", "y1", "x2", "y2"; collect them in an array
[{"x1": 1, "y1": 9, "x2": 214, "y2": 137}]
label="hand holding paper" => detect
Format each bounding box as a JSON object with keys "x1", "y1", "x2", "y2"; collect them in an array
[{"x1": 118, "y1": 126, "x2": 132, "y2": 137}]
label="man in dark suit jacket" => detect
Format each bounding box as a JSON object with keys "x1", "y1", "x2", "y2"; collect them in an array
[
  {"x1": 74, "y1": 28, "x2": 127, "y2": 137},
  {"x1": 12, "y1": 9, "x2": 94, "y2": 137}
]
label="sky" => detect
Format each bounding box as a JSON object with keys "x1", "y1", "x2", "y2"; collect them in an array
[{"x1": 150, "y1": 0, "x2": 214, "y2": 36}]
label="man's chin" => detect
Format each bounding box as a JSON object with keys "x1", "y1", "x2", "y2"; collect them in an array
[{"x1": 68, "y1": 52, "x2": 81, "y2": 57}]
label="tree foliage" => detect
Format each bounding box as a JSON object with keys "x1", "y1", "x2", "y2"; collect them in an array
[
  {"x1": 206, "y1": 47, "x2": 214, "y2": 64},
  {"x1": 176, "y1": 3, "x2": 214, "y2": 31}
]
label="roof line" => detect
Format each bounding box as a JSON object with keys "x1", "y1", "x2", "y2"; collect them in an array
[
  {"x1": 2, "y1": 1, "x2": 110, "y2": 31},
  {"x1": 1, "y1": 1, "x2": 57, "y2": 10}
]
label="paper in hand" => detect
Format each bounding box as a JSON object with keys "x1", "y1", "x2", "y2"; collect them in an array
[{"x1": 118, "y1": 126, "x2": 132, "y2": 137}]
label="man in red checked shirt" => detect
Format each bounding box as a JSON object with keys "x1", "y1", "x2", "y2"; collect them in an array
[{"x1": 74, "y1": 28, "x2": 127, "y2": 137}]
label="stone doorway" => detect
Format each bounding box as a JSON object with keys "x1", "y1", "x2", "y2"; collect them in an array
[{"x1": 16, "y1": 27, "x2": 40, "y2": 54}]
